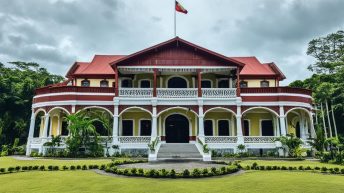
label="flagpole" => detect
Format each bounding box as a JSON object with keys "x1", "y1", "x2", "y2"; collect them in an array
[{"x1": 174, "y1": 1, "x2": 176, "y2": 37}]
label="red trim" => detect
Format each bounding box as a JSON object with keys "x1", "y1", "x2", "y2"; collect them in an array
[
  {"x1": 197, "y1": 70, "x2": 202, "y2": 97},
  {"x1": 159, "y1": 136, "x2": 196, "y2": 141},
  {"x1": 153, "y1": 69, "x2": 157, "y2": 97}
]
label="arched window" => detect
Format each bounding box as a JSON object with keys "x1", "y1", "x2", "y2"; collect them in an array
[
  {"x1": 260, "y1": 80, "x2": 269, "y2": 87},
  {"x1": 100, "y1": 80, "x2": 109, "y2": 87},
  {"x1": 81, "y1": 79, "x2": 90, "y2": 87},
  {"x1": 140, "y1": 80, "x2": 151, "y2": 88},
  {"x1": 240, "y1": 81, "x2": 248, "y2": 88}
]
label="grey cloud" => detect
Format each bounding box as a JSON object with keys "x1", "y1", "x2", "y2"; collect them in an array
[{"x1": 0, "y1": 0, "x2": 343, "y2": 85}]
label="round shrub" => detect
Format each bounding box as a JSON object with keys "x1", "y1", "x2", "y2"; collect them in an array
[
  {"x1": 182, "y1": 169, "x2": 190, "y2": 177},
  {"x1": 39, "y1": 166, "x2": 45, "y2": 171},
  {"x1": 314, "y1": 166, "x2": 320, "y2": 170},
  {"x1": 15, "y1": 166, "x2": 21, "y2": 171},
  {"x1": 288, "y1": 166, "x2": 293, "y2": 170},
  {"x1": 298, "y1": 166, "x2": 304, "y2": 171},
  {"x1": 202, "y1": 168, "x2": 209, "y2": 175},
  {"x1": 160, "y1": 169, "x2": 168, "y2": 177},
  {"x1": 28, "y1": 166, "x2": 33, "y2": 170},
  {"x1": 259, "y1": 166, "x2": 265, "y2": 170},
  {"x1": 53, "y1": 166, "x2": 59, "y2": 171},
  {"x1": 70, "y1": 166, "x2": 76, "y2": 170},
  {"x1": 192, "y1": 168, "x2": 201, "y2": 177},
  {"x1": 82, "y1": 165, "x2": 87, "y2": 170},
  {"x1": 22, "y1": 166, "x2": 28, "y2": 171},
  {"x1": 251, "y1": 162, "x2": 258, "y2": 170},
  {"x1": 138, "y1": 168, "x2": 144, "y2": 176},
  {"x1": 8, "y1": 167, "x2": 14, "y2": 173},
  {"x1": 130, "y1": 168, "x2": 137, "y2": 175},
  {"x1": 321, "y1": 167, "x2": 328, "y2": 173},
  {"x1": 281, "y1": 166, "x2": 287, "y2": 170},
  {"x1": 266, "y1": 166, "x2": 272, "y2": 170},
  {"x1": 63, "y1": 166, "x2": 69, "y2": 170},
  {"x1": 88, "y1": 165, "x2": 94, "y2": 169},
  {"x1": 0, "y1": 168, "x2": 6, "y2": 173},
  {"x1": 76, "y1": 165, "x2": 81, "y2": 170},
  {"x1": 100, "y1": 165, "x2": 106, "y2": 170},
  {"x1": 33, "y1": 166, "x2": 39, "y2": 170},
  {"x1": 334, "y1": 168, "x2": 340, "y2": 174},
  {"x1": 170, "y1": 169, "x2": 176, "y2": 178},
  {"x1": 211, "y1": 167, "x2": 217, "y2": 175},
  {"x1": 340, "y1": 168, "x2": 344, "y2": 174},
  {"x1": 305, "y1": 166, "x2": 312, "y2": 171},
  {"x1": 48, "y1": 165, "x2": 53, "y2": 171}
]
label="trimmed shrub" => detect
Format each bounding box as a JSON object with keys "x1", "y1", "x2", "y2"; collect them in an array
[
  {"x1": 76, "y1": 165, "x2": 81, "y2": 170},
  {"x1": 33, "y1": 166, "x2": 39, "y2": 170},
  {"x1": 341, "y1": 168, "x2": 344, "y2": 174},
  {"x1": 70, "y1": 165, "x2": 76, "y2": 170},
  {"x1": 123, "y1": 169, "x2": 129, "y2": 175},
  {"x1": 22, "y1": 166, "x2": 28, "y2": 171},
  {"x1": 53, "y1": 166, "x2": 59, "y2": 171},
  {"x1": 28, "y1": 166, "x2": 33, "y2": 170},
  {"x1": 202, "y1": 168, "x2": 209, "y2": 175},
  {"x1": 220, "y1": 167, "x2": 226, "y2": 173},
  {"x1": 160, "y1": 169, "x2": 168, "y2": 177},
  {"x1": 314, "y1": 166, "x2": 320, "y2": 170},
  {"x1": 39, "y1": 165, "x2": 45, "y2": 171},
  {"x1": 8, "y1": 167, "x2": 15, "y2": 173},
  {"x1": 88, "y1": 165, "x2": 94, "y2": 169},
  {"x1": 288, "y1": 166, "x2": 293, "y2": 170},
  {"x1": 63, "y1": 166, "x2": 69, "y2": 170},
  {"x1": 259, "y1": 166, "x2": 265, "y2": 170},
  {"x1": 281, "y1": 166, "x2": 287, "y2": 170},
  {"x1": 321, "y1": 167, "x2": 328, "y2": 173},
  {"x1": 170, "y1": 169, "x2": 176, "y2": 178},
  {"x1": 245, "y1": 165, "x2": 250, "y2": 170},
  {"x1": 138, "y1": 168, "x2": 144, "y2": 176},
  {"x1": 251, "y1": 162, "x2": 258, "y2": 170},
  {"x1": 211, "y1": 167, "x2": 217, "y2": 175},
  {"x1": 298, "y1": 166, "x2": 304, "y2": 171},
  {"x1": 100, "y1": 165, "x2": 106, "y2": 170},
  {"x1": 272, "y1": 166, "x2": 278, "y2": 170},
  {"x1": 0, "y1": 168, "x2": 5, "y2": 173},
  {"x1": 48, "y1": 165, "x2": 53, "y2": 171},
  {"x1": 15, "y1": 166, "x2": 21, "y2": 171},
  {"x1": 334, "y1": 168, "x2": 340, "y2": 174},
  {"x1": 192, "y1": 168, "x2": 201, "y2": 177},
  {"x1": 266, "y1": 166, "x2": 272, "y2": 170},
  {"x1": 130, "y1": 168, "x2": 137, "y2": 176},
  {"x1": 82, "y1": 165, "x2": 87, "y2": 170},
  {"x1": 182, "y1": 169, "x2": 190, "y2": 177},
  {"x1": 305, "y1": 166, "x2": 312, "y2": 171},
  {"x1": 329, "y1": 168, "x2": 335, "y2": 174},
  {"x1": 147, "y1": 169, "x2": 156, "y2": 177},
  {"x1": 105, "y1": 167, "x2": 111, "y2": 173}
]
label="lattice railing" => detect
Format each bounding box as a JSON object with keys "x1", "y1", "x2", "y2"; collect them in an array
[
  {"x1": 30, "y1": 138, "x2": 43, "y2": 144},
  {"x1": 202, "y1": 88, "x2": 237, "y2": 98},
  {"x1": 119, "y1": 136, "x2": 151, "y2": 143},
  {"x1": 244, "y1": 136, "x2": 277, "y2": 143},
  {"x1": 157, "y1": 88, "x2": 198, "y2": 98},
  {"x1": 119, "y1": 88, "x2": 153, "y2": 98},
  {"x1": 204, "y1": 136, "x2": 238, "y2": 143}
]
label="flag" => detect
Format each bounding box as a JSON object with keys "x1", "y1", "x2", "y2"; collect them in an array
[{"x1": 175, "y1": 1, "x2": 188, "y2": 14}]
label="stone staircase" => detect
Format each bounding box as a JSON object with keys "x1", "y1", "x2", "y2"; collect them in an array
[{"x1": 157, "y1": 143, "x2": 202, "y2": 161}]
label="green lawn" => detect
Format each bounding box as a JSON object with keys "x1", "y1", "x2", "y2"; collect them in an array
[
  {"x1": 238, "y1": 159, "x2": 344, "y2": 169},
  {"x1": 0, "y1": 170, "x2": 343, "y2": 193},
  {"x1": 0, "y1": 156, "x2": 112, "y2": 168}
]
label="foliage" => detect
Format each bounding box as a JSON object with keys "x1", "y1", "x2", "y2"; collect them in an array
[
  {"x1": 275, "y1": 134, "x2": 303, "y2": 157},
  {"x1": 147, "y1": 137, "x2": 159, "y2": 152},
  {"x1": 197, "y1": 138, "x2": 210, "y2": 153},
  {"x1": 0, "y1": 62, "x2": 64, "y2": 146}
]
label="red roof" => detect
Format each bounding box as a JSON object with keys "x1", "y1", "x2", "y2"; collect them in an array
[{"x1": 77, "y1": 55, "x2": 124, "y2": 75}]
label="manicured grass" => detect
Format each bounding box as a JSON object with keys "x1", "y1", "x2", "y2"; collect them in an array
[
  {"x1": 0, "y1": 170, "x2": 343, "y2": 193},
  {"x1": 238, "y1": 159, "x2": 344, "y2": 169},
  {"x1": 0, "y1": 156, "x2": 112, "y2": 168}
]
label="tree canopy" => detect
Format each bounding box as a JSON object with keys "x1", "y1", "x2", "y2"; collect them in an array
[{"x1": 0, "y1": 62, "x2": 64, "y2": 146}]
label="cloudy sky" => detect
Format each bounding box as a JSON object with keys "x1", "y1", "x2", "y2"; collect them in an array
[{"x1": 1, "y1": 0, "x2": 344, "y2": 85}]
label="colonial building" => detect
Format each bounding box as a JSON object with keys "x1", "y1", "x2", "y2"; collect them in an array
[{"x1": 26, "y1": 37, "x2": 314, "y2": 160}]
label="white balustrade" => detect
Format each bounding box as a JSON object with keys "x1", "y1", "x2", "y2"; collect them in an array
[
  {"x1": 119, "y1": 136, "x2": 151, "y2": 143},
  {"x1": 119, "y1": 88, "x2": 153, "y2": 98},
  {"x1": 202, "y1": 88, "x2": 237, "y2": 98},
  {"x1": 243, "y1": 136, "x2": 277, "y2": 143},
  {"x1": 157, "y1": 88, "x2": 198, "y2": 98},
  {"x1": 204, "y1": 136, "x2": 238, "y2": 143},
  {"x1": 30, "y1": 138, "x2": 43, "y2": 144}
]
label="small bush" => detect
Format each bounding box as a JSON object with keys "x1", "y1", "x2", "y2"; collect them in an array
[
  {"x1": 138, "y1": 168, "x2": 144, "y2": 176},
  {"x1": 288, "y1": 166, "x2": 293, "y2": 170},
  {"x1": 272, "y1": 166, "x2": 278, "y2": 170},
  {"x1": 281, "y1": 166, "x2": 287, "y2": 170},
  {"x1": 70, "y1": 165, "x2": 76, "y2": 170},
  {"x1": 329, "y1": 168, "x2": 335, "y2": 174},
  {"x1": 130, "y1": 168, "x2": 137, "y2": 175},
  {"x1": 170, "y1": 169, "x2": 176, "y2": 178},
  {"x1": 33, "y1": 166, "x2": 39, "y2": 170},
  {"x1": 314, "y1": 166, "x2": 320, "y2": 170},
  {"x1": 88, "y1": 165, "x2": 94, "y2": 169},
  {"x1": 39, "y1": 165, "x2": 45, "y2": 171},
  {"x1": 8, "y1": 167, "x2": 15, "y2": 173},
  {"x1": 321, "y1": 167, "x2": 328, "y2": 172},
  {"x1": 305, "y1": 166, "x2": 312, "y2": 171},
  {"x1": 63, "y1": 166, "x2": 69, "y2": 170},
  {"x1": 22, "y1": 166, "x2": 28, "y2": 171},
  {"x1": 53, "y1": 166, "x2": 59, "y2": 171},
  {"x1": 123, "y1": 169, "x2": 129, "y2": 175},
  {"x1": 147, "y1": 169, "x2": 156, "y2": 177},
  {"x1": 340, "y1": 168, "x2": 344, "y2": 174},
  {"x1": 0, "y1": 168, "x2": 5, "y2": 173},
  {"x1": 15, "y1": 166, "x2": 21, "y2": 171},
  {"x1": 82, "y1": 165, "x2": 87, "y2": 170},
  {"x1": 192, "y1": 168, "x2": 201, "y2": 177},
  {"x1": 76, "y1": 165, "x2": 81, "y2": 170},
  {"x1": 266, "y1": 166, "x2": 272, "y2": 170},
  {"x1": 48, "y1": 165, "x2": 53, "y2": 171},
  {"x1": 211, "y1": 167, "x2": 217, "y2": 175},
  {"x1": 334, "y1": 168, "x2": 340, "y2": 174},
  {"x1": 202, "y1": 168, "x2": 209, "y2": 175},
  {"x1": 298, "y1": 166, "x2": 304, "y2": 171},
  {"x1": 160, "y1": 169, "x2": 168, "y2": 177},
  {"x1": 259, "y1": 166, "x2": 265, "y2": 170},
  {"x1": 251, "y1": 162, "x2": 258, "y2": 170},
  {"x1": 182, "y1": 169, "x2": 190, "y2": 177},
  {"x1": 100, "y1": 165, "x2": 106, "y2": 170}
]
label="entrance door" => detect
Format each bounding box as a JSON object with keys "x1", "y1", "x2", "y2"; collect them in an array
[
  {"x1": 295, "y1": 122, "x2": 301, "y2": 138},
  {"x1": 165, "y1": 114, "x2": 189, "y2": 143},
  {"x1": 168, "y1": 77, "x2": 187, "y2": 88},
  {"x1": 261, "y1": 120, "x2": 274, "y2": 136}
]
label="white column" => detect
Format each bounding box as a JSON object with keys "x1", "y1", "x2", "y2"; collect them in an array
[
  {"x1": 300, "y1": 112, "x2": 306, "y2": 139},
  {"x1": 112, "y1": 102, "x2": 119, "y2": 144},
  {"x1": 236, "y1": 106, "x2": 244, "y2": 144},
  {"x1": 198, "y1": 105, "x2": 205, "y2": 140},
  {"x1": 279, "y1": 106, "x2": 287, "y2": 136},
  {"x1": 275, "y1": 116, "x2": 280, "y2": 136},
  {"x1": 151, "y1": 106, "x2": 158, "y2": 141},
  {"x1": 26, "y1": 110, "x2": 36, "y2": 156},
  {"x1": 42, "y1": 114, "x2": 50, "y2": 138}
]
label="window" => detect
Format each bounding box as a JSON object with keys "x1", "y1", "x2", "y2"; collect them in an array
[
  {"x1": 140, "y1": 120, "x2": 151, "y2": 136},
  {"x1": 121, "y1": 79, "x2": 132, "y2": 88},
  {"x1": 217, "y1": 79, "x2": 229, "y2": 88},
  {"x1": 122, "y1": 120, "x2": 133, "y2": 136},
  {"x1": 81, "y1": 79, "x2": 90, "y2": 87},
  {"x1": 201, "y1": 80, "x2": 212, "y2": 88},
  {"x1": 140, "y1": 80, "x2": 151, "y2": 88},
  {"x1": 243, "y1": 120, "x2": 250, "y2": 136},
  {"x1": 261, "y1": 120, "x2": 274, "y2": 136},
  {"x1": 260, "y1": 80, "x2": 269, "y2": 87},
  {"x1": 204, "y1": 120, "x2": 213, "y2": 136},
  {"x1": 100, "y1": 80, "x2": 109, "y2": 87},
  {"x1": 218, "y1": 120, "x2": 230, "y2": 136},
  {"x1": 61, "y1": 120, "x2": 69, "y2": 136},
  {"x1": 240, "y1": 81, "x2": 248, "y2": 88}
]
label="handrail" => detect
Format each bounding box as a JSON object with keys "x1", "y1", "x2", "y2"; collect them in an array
[
  {"x1": 35, "y1": 86, "x2": 116, "y2": 95},
  {"x1": 241, "y1": 87, "x2": 311, "y2": 95}
]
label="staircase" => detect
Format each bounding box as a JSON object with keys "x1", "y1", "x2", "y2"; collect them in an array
[{"x1": 157, "y1": 143, "x2": 202, "y2": 161}]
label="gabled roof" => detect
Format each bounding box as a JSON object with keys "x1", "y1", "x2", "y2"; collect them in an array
[
  {"x1": 110, "y1": 36, "x2": 245, "y2": 67},
  {"x1": 230, "y1": 56, "x2": 286, "y2": 80},
  {"x1": 66, "y1": 55, "x2": 125, "y2": 77}
]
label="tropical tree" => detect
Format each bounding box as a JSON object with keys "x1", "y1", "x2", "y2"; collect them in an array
[{"x1": 275, "y1": 134, "x2": 304, "y2": 157}]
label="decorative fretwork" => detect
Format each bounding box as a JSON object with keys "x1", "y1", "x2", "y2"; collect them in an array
[
  {"x1": 202, "y1": 88, "x2": 237, "y2": 98},
  {"x1": 119, "y1": 88, "x2": 153, "y2": 98},
  {"x1": 243, "y1": 136, "x2": 277, "y2": 143},
  {"x1": 204, "y1": 136, "x2": 238, "y2": 143},
  {"x1": 157, "y1": 88, "x2": 198, "y2": 98},
  {"x1": 119, "y1": 136, "x2": 151, "y2": 143}
]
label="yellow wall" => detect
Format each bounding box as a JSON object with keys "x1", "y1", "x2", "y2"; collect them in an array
[
  {"x1": 121, "y1": 111, "x2": 151, "y2": 136},
  {"x1": 243, "y1": 113, "x2": 274, "y2": 136},
  {"x1": 243, "y1": 79, "x2": 276, "y2": 87},
  {"x1": 204, "y1": 112, "x2": 235, "y2": 136},
  {"x1": 39, "y1": 116, "x2": 45, "y2": 137},
  {"x1": 287, "y1": 113, "x2": 298, "y2": 135},
  {"x1": 76, "y1": 78, "x2": 115, "y2": 87},
  {"x1": 50, "y1": 116, "x2": 59, "y2": 136}
]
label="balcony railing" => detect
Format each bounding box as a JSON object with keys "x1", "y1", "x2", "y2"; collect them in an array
[
  {"x1": 204, "y1": 136, "x2": 238, "y2": 143},
  {"x1": 202, "y1": 88, "x2": 237, "y2": 98},
  {"x1": 118, "y1": 136, "x2": 151, "y2": 143},
  {"x1": 119, "y1": 88, "x2": 153, "y2": 98},
  {"x1": 157, "y1": 88, "x2": 198, "y2": 98},
  {"x1": 243, "y1": 136, "x2": 277, "y2": 143},
  {"x1": 241, "y1": 87, "x2": 311, "y2": 96},
  {"x1": 35, "y1": 86, "x2": 116, "y2": 95}
]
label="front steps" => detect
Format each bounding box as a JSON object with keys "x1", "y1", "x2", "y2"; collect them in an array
[{"x1": 157, "y1": 143, "x2": 203, "y2": 161}]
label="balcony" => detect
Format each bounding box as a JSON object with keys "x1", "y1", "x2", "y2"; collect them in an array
[
  {"x1": 241, "y1": 87, "x2": 311, "y2": 95},
  {"x1": 35, "y1": 86, "x2": 116, "y2": 95}
]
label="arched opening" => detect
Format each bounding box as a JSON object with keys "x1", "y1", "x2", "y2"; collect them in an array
[
  {"x1": 119, "y1": 107, "x2": 152, "y2": 137},
  {"x1": 204, "y1": 107, "x2": 236, "y2": 136},
  {"x1": 47, "y1": 107, "x2": 70, "y2": 137},
  {"x1": 285, "y1": 108, "x2": 312, "y2": 139},
  {"x1": 79, "y1": 107, "x2": 113, "y2": 137},
  {"x1": 165, "y1": 114, "x2": 189, "y2": 143},
  {"x1": 168, "y1": 77, "x2": 187, "y2": 88},
  {"x1": 242, "y1": 107, "x2": 279, "y2": 137},
  {"x1": 34, "y1": 111, "x2": 45, "y2": 138}
]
